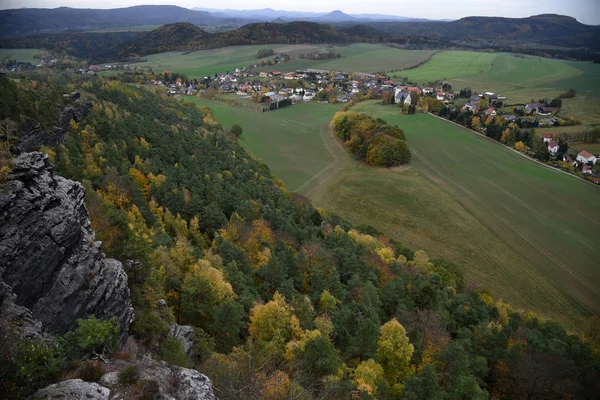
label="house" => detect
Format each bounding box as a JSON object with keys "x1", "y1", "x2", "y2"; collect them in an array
[
  {"x1": 539, "y1": 107, "x2": 560, "y2": 115},
  {"x1": 394, "y1": 88, "x2": 411, "y2": 106},
  {"x1": 577, "y1": 151, "x2": 597, "y2": 165},
  {"x1": 582, "y1": 165, "x2": 592, "y2": 175},
  {"x1": 547, "y1": 141, "x2": 559, "y2": 156},
  {"x1": 485, "y1": 92, "x2": 498, "y2": 102},
  {"x1": 524, "y1": 103, "x2": 540, "y2": 114},
  {"x1": 462, "y1": 103, "x2": 479, "y2": 113},
  {"x1": 470, "y1": 94, "x2": 482, "y2": 103},
  {"x1": 407, "y1": 87, "x2": 422, "y2": 95},
  {"x1": 436, "y1": 93, "x2": 445, "y2": 101},
  {"x1": 423, "y1": 87, "x2": 434, "y2": 94},
  {"x1": 542, "y1": 133, "x2": 554, "y2": 143},
  {"x1": 259, "y1": 72, "x2": 268, "y2": 77},
  {"x1": 505, "y1": 115, "x2": 517, "y2": 123},
  {"x1": 284, "y1": 73, "x2": 295, "y2": 80},
  {"x1": 485, "y1": 107, "x2": 497, "y2": 116},
  {"x1": 271, "y1": 71, "x2": 282, "y2": 77}
]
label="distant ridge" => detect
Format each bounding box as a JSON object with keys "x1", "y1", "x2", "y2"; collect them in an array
[{"x1": 315, "y1": 10, "x2": 357, "y2": 22}]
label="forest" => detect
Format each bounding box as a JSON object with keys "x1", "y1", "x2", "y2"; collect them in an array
[
  {"x1": 1, "y1": 74, "x2": 599, "y2": 399},
  {"x1": 333, "y1": 111, "x2": 411, "y2": 167}
]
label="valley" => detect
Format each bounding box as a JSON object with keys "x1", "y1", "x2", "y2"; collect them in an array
[{"x1": 2, "y1": 6, "x2": 600, "y2": 398}]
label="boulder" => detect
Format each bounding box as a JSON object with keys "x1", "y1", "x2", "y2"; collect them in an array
[{"x1": 30, "y1": 379, "x2": 109, "y2": 400}]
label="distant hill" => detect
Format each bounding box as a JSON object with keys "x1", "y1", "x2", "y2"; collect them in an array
[
  {"x1": 121, "y1": 21, "x2": 354, "y2": 56},
  {"x1": 0, "y1": 5, "x2": 225, "y2": 36},
  {"x1": 365, "y1": 14, "x2": 600, "y2": 49},
  {"x1": 315, "y1": 10, "x2": 357, "y2": 23}
]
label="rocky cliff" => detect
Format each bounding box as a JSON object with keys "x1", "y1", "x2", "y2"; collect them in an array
[
  {"x1": 0, "y1": 152, "x2": 133, "y2": 341},
  {"x1": 17, "y1": 100, "x2": 93, "y2": 153}
]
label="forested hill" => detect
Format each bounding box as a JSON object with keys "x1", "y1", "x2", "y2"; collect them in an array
[
  {"x1": 121, "y1": 22, "x2": 212, "y2": 55},
  {"x1": 0, "y1": 5, "x2": 223, "y2": 36},
  {"x1": 2, "y1": 74, "x2": 600, "y2": 399},
  {"x1": 121, "y1": 21, "x2": 365, "y2": 57},
  {"x1": 363, "y1": 14, "x2": 600, "y2": 49}
]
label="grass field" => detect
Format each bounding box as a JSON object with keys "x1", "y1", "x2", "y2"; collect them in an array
[
  {"x1": 183, "y1": 97, "x2": 343, "y2": 190},
  {"x1": 134, "y1": 44, "x2": 330, "y2": 78},
  {"x1": 255, "y1": 44, "x2": 435, "y2": 74},
  {"x1": 570, "y1": 142, "x2": 600, "y2": 155},
  {"x1": 85, "y1": 25, "x2": 160, "y2": 32},
  {"x1": 390, "y1": 51, "x2": 497, "y2": 83},
  {"x1": 0, "y1": 49, "x2": 41, "y2": 64},
  {"x1": 327, "y1": 101, "x2": 600, "y2": 330},
  {"x1": 180, "y1": 95, "x2": 599, "y2": 330}
]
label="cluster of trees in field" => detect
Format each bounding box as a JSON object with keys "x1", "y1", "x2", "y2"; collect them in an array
[
  {"x1": 298, "y1": 50, "x2": 342, "y2": 60},
  {"x1": 256, "y1": 48, "x2": 275, "y2": 58},
  {"x1": 1, "y1": 75, "x2": 600, "y2": 399},
  {"x1": 333, "y1": 111, "x2": 411, "y2": 167}
]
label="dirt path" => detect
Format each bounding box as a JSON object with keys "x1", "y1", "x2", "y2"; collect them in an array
[{"x1": 295, "y1": 122, "x2": 352, "y2": 195}]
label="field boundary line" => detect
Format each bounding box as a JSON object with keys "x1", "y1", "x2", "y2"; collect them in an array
[{"x1": 427, "y1": 113, "x2": 599, "y2": 188}]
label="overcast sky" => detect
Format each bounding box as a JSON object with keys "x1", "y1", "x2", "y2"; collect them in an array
[{"x1": 2, "y1": 0, "x2": 599, "y2": 25}]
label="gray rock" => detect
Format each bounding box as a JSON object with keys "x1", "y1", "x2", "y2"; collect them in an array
[
  {"x1": 137, "y1": 356, "x2": 215, "y2": 400},
  {"x1": 17, "y1": 101, "x2": 92, "y2": 153},
  {"x1": 0, "y1": 152, "x2": 133, "y2": 343},
  {"x1": 29, "y1": 379, "x2": 110, "y2": 400},
  {"x1": 169, "y1": 323, "x2": 195, "y2": 357},
  {"x1": 99, "y1": 371, "x2": 120, "y2": 387}
]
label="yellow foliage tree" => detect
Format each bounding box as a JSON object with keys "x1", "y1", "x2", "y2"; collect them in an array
[
  {"x1": 377, "y1": 319, "x2": 414, "y2": 395},
  {"x1": 354, "y1": 359, "x2": 385, "y2": 396}
]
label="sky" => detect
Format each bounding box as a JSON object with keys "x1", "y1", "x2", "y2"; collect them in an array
[{"x1": 2, "y1": 0, "x2": 599, "y2": 25}]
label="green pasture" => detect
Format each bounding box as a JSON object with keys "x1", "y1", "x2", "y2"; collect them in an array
[
  {"x1": 390, "y1": 51, "x2": 497, "y2": 83},
  {"x1": 570, "y1": 142, "x2": 600, "y2": 155},
  {"x1": 0, "y1": 49, "x2": 41, "y2": 64},
  {"x1": 134, "y1": 44, "x2": 328, "y2": 78},
  {"x1": 256, "y1": 44, "x2": 435, "y2": 74},
  {"x1": 183, "y1": 97, "x2": 343, "y2": 190},
  {"x1": 330, "y1": 101, "x2": 600, "y2": 330}
]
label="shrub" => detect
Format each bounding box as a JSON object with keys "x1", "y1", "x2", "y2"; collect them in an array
[
  {"x1": 118, "y1": 365, "x2": 139, "y2": 385},
  {"x1": 64, "y1": 316, "x2": 120, "y2": 358},
  {"x1": 79, "y1": 362, "x2": 104, "y2": 382},
  {"x1": 136, "y1": 379, "x2": 160, "y2": 400}
]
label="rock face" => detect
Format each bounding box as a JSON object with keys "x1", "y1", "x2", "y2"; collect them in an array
[
  {"x1": 0, "y1": 152, "x2": 133, "y2": 341},
  {"x1": 30, "y1": 379, "x2": 110, "y2": 400},
  {"x1": 17, "y1": 101, "x2": 93, "y2": 153},
  {"x1": 170, "y1": 323, "x2": 195, "y2": 357}
]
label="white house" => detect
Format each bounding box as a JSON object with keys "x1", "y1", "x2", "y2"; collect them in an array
[
  {"x1": 577, "y1": 151, "x2": 597, "y2": 165},
  {"x1": 547, "y1": 141, "x2": 559, "y2": 156},
  {"x1": 436, "y1": 93, "x2": 445, "y2": 101},
  {"x1": 542, "y1": 133, "x2": 553, "y2": 144},
  {"x1": 394, "y1": 87, "x2": 411, "y2": 106}
]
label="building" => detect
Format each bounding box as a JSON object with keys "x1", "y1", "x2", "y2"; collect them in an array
[
  {"x1": 547, "y1": 141, "x2": 559, "y2": 156},
  {"x1": 394, "y1": 88, "x2": 411, "y2": 106},
  {"x1": 582, "y1": 165, "x2": 592, "y2": 175},
  {"x1": 577, "y1": 151, "x2": 597, "y2": 165},
  {"x1": 485, "y1": 107, "x2": 497, "y2": 116},
  {"x1": 542, "y1": 133, "x2": 553, "y2": 143}
]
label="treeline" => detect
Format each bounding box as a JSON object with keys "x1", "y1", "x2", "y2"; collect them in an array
[
  {"x1": 1, "y1": 75, "x2": 599, "y2": 399},
  {"x1": 333, "y1": 111, "x2": 411, "y2": 166},
  {"x1": 298, "y1": 50, "x2": 342, "y2": 60}
]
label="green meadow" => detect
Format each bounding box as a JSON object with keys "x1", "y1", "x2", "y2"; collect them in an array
[
  {"x1": 0, "y1": 49, "x2": 41, "y2": 64},
  {"x1": 328, "y1": 101, "x2": 600, "y2": 329},
  {"x1": 180, "y1": 96, "x2": 600, "y2": 330},
  {"x1": 183, "y1": 97, "x2": 343, "y2": 191}
]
